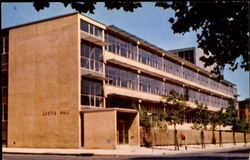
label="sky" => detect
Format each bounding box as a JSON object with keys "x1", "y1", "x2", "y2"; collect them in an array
[{"x1": 1, "y1": 2, "x2": 249, "y2": 100}]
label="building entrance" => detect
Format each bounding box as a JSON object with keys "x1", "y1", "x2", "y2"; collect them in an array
[
  {"x1": 81, "y1": 108, "x2": 139, "y2": 149},
  {"x1": 117, "y1": 120, "x2": 129, "y2": 145}
]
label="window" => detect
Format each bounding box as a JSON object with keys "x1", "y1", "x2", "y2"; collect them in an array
[
  {"x1": 80, "y1": 20, "x2": 88, "y2": 32},
  {"x1": 105, "y1": 65, "x2": 138, "y2": 90},
  {"x1": 1, "y1": 37, "x2": 8, "y2": 54},
  {"x1": 80, "y1": 20, "x2": 102, "y2": 38},
  {"x1": 105, "y1": 32, "x2": 137, "y2": 60},
  {"x1": 138, "y1": 48, "x2": 162, "y2": 70},
  {"x1": 1, "y1": 87, "x2": 7, "y2": 98},
  {"x1": 177, "y1": 50, "x2": 194, "y2": 64},
  {"x1": 2, "y1": 104, "x2": 8, "y2": 121},
  {"x1": 81, "y1": 41, "x2": 103, "y2": 72},
  {"x1": 139, "y1": 75, "x2": 163, "y2": 95},
  {"x1": 81, "y1": 79, "x2": 103, "y2": 107}
]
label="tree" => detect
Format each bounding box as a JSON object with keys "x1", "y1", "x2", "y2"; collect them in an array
[
  {"x1": 209, "y1": 111, "x2": 219, "y2": 145},
  {"x1": 32, "y1": 1, "x2": 249, "y2": 78},
  {"x1": 236, "y1": 117, "x2": 248, "y2": 146},
  {"x1": 32, "y1": 1, "x2": 142, "y2": 13},
  {"x1": 217, "y1": 108, "x2": 226, "y2": 147},
  {"x1": 224, "y1": 99, "x2": 239, "y2": 145},
  {"x1": 162, "y1": 89, "x2": 187, "y2": 151},
  {"x1": 155, "y1": 1, "x2": 249, "y2": 79},
  {"x1": 209, "y1": 108, "x2": 227, "y2": 146},
  {"x1": 139, "y1": 109, "x2": 153, "y2": 147},
  {"x1": 191, "y1": 101, "x2": 210, "y2": 149},
  {"x1": 231, "y1": 115, "x2": 248, "y2": 146},
  {"x1": 139, "y1": 109, "x2": 152, "y2": 131}
]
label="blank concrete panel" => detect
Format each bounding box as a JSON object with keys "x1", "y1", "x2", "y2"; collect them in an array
[
  {"x1": 84, "y1": 110, "x2": 117, "y2": 149},
  {"x1": 8, "y1": 13, "x2": 80, "y2": 148}
]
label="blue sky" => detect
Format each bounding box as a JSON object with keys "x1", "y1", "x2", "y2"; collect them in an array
[{"x1": 2, "y1": 2, "x2": 249, "y2": 100}]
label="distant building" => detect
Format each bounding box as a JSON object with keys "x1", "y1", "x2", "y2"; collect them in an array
[
  {"x1": 1, "y1": 13, "x2": 237, "y2": 149},
  {"x1": 239, "y1": 99, "x2": 250, "y2": 130},
  {"x1": 168, "y1": 47, "x2": 216, "y2": 72}
]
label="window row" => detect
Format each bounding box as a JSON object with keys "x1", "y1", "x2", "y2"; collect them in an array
[
  {"x1": 139, "y1": 75, "x2": 163, "y2": 95},
  {"x1": 81, "y1": 94, "x2": 104, "y2": 107},
  {"x1": 105, "y1": 65, "x2": 138, "y2": 90},
  {"x1": 138, "y1": 48, "x2": 162, "y2": 70},
  {"x1": 104, "y1": 33, "x2": 235, "y2": 96},
  {"x1": 105, "y1": 65, "x2": 184, "y2": 96},
  {"x1": 105, "y1": 65, "x2": 230, "y2": 108},
  {"x1": 163, "y1": 82, "x2": 184, "y2": 96},
  {"x1": 188, "y1": 90, "x2": 228, "y2": 108},
  {"x1": 81, "y1": 20, "x2": 102, "y2": 38},
  {"x1": 105, "y1": 32, "x2": 137, "y2": 60},
  {"x1": 163, "y1": 59, "x2": 182, "y2": 77}
]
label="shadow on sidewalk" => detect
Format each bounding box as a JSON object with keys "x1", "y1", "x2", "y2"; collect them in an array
[{"x1": 129, "y1": 156, "x2": 246, "y2": 160}]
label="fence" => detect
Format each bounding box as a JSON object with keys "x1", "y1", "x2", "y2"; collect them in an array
[{"x1": 140, "y1": 127, "x2": 250, "y2": 146}]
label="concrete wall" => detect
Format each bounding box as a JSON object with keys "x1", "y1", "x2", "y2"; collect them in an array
[
  {"x1": 141, "y1": 127, "x2": 250, "y2": 146},
  {"x1": 84, "y1": 110, "x2": 117, "y2": 149},
  {"x1": 8, "y1": 14, "x2": 80, "y2": 148},
  {"x1": 129, "y1": 113, "x2": 140, "y2": 146}
]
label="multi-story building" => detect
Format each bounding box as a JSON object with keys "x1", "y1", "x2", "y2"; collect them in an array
[
  {"x1": 168, "y1": 47, "x2": 216, "y2": 72},
  {"x1": 1, "y1": 12, "x2": 237, "y2": 149}
]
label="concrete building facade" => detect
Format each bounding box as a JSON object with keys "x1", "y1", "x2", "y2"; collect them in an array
[{"x1": 1, "y1": 13, "x2": 237, "y2": 149}]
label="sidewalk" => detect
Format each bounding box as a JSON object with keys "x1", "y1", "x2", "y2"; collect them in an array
[{"x1": 2, "y1": 143, "x2": 250, "y2": 156}]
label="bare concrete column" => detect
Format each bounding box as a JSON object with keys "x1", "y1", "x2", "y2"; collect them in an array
[{"x1": 138, "y1": 99, "x2": 142, "y2": 110}]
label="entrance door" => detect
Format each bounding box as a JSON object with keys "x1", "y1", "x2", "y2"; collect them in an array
[{"x1": 117, "y1": 120, "x2": 129, "y2": 145}]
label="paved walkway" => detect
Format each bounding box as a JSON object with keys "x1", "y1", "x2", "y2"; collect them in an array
[{"x1": 2, "y1": 143, "x2": 250, "y2": 156}]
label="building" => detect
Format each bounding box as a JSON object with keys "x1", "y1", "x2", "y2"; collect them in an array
[
  {"x1": 239, "y1": 99, "x2": 250, "y2": 130},
  {"x1": 168, "y1": 47, "x2": 215, "y2": 72},
  {"x1": 1, "y1": 13, "x2": 237, "y2": 149}
]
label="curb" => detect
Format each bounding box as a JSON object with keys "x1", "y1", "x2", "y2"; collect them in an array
[
  {"x1": 3, "y1": 145, "x2": 250, "y2": 157},
  {"x1": 3, "y1": 152, "x2": 94, "y2": 156}
]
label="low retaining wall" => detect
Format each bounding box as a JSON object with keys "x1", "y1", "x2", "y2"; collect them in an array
[{"x1": 140, "y1": 127, "x2": 250, "y2": 146}]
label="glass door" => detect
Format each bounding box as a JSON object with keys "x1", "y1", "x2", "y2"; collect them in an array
[{"x1": 117, "y1": 120, "x2": 129, "y2": 145}]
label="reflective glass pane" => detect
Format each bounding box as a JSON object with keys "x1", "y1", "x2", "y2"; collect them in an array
[{"x1": 80, "y1": 20, "x2": 88, "y2": 32}]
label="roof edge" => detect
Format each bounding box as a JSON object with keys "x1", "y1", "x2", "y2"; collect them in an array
[{"x1": 1, "y1": 12, "x2": 79, "y2": 31}]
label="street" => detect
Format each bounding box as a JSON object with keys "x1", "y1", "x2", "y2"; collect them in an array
[{"x1": 3, "y1": 148, "x2": 250, "y2": 160}]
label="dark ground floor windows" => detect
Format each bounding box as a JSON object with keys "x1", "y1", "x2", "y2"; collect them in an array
[
  {"x1": 81, "y1": 94, "x2": 104, "y2": 107},
  {"x1": 2, "y1": 103, "x2": 7, "y2": 145},
  {"x1": 106, "y1": 96, "x2": 137, "y2": 109}
]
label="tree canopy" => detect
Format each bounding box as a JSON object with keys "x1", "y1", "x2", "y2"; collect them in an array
[
  {"x1": 191, "y1": 101, "x2": 210, "y2": 131},
  {"x1": 156, "y1": 2, "x2": 249, "y2": 77},
  {"x1": 32, "y1": 1, "x2": 249, "y2": 78},
  {"x1": 162, "y1": 89, "x2": 187, "y2": 127}
]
